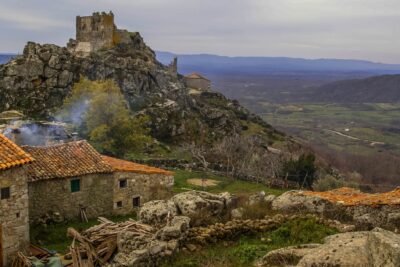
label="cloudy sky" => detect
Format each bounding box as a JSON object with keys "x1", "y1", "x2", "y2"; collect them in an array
[{"x1": 1, "y1": 0, "x2": 399, "y2": 63}]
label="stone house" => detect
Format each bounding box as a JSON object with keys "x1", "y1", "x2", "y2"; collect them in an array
[
  {"x1": 23, "y1": 141, "x2": 174, "y2": 221},
  {"x1": 23, "y1": 141, "x2": 114, "y2": 221},
  {"x1": 184, "y1": 73, "x2": 211, "y2": 91},
  {"x1": 102, "y1": 156, "x2": 174, "y2": 215},
  {"x1": 0, "y1": 134, "x2": 33, "y2": 267}
]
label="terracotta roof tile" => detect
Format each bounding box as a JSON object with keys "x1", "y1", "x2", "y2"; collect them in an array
[
  {"x1": 185, "y1": 72, "x2": 210, "y2": 81},
  {"x1": 23, "y1": 141, "x2": 113, "y2": 182},
  {"x1": 0, "y1": 133, "x2": 33, "y2": 171},
  {"x1": 302, "y1": 187, "x2": 400, "y2": 206},
  {"x1": 102, "y1": 155, "x2": 173, "y2": 176}
]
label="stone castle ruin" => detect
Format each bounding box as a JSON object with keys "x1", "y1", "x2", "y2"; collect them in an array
[{"x1": 66, "y1": 11, "x2": 178, "y2": 73}]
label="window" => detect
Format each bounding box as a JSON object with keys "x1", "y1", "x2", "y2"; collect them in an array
[
  {"x1": 71, "y1": 179, "x2": 81, "y2": 192},
  {"x1": 116, "y1": 201, "x2": 123, "y2": 208},
  {"x1": 119, "y1": 179, "x2": 127, "y2": 188},
  {"x1": 1, "y1": 187, "x2": 10, "y2": 200},
  {"x1": 132, "y1": 196, "x2": 141, "y2": 207}
]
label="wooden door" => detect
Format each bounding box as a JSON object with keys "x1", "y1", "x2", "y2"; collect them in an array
[{"x1": 0, "y1": 224, "x2": 3, "y2": 267}]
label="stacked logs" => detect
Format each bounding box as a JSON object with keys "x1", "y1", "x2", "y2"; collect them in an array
[{"x1": 67, "y1": 217, "x2": 154, "y2": 267}]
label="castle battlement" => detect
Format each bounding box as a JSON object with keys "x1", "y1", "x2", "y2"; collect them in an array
[{"x1": 68, "y1": 11, "x2": 117, "y2": 56}]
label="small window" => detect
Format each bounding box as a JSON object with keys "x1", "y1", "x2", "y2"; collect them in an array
[
  {"x1": 16, "y1": 212, "x2": 20, "y2": 218},
  {"x1": 119, "y1": 179, "x2": 127, "y2": 188},
  {"x1": 132, "y1": 196, "x2": 141, "y2": 207},
  {"x1": 116, "y1": 201, "x2": 123, "y2": 208},
  {"x1": 71, "y1": 179, "x2": 81, "y2": 193},
  {"x1": 1, "y1": 187, "x2": 10, "y2": 200}
]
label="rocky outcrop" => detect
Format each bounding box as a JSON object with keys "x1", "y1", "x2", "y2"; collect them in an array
[
  {"x1": 271, "y1": 189, "x2": 400, "y2": 231},
  {"x1": 139, "y1": 191, "x2": 235, "y2": 226},
  {"x1": 0, "y1": 42, "x2": 78, "y2": 116},
  {"x1": 0, "y1": 37, "x2": 283, "y2": 145},
  {"x1": 260, "y1": 228, "x2": 400, "y2": 267},
  {"x1": 272, "y1": 190, "x2": 334, "y2": 214}
]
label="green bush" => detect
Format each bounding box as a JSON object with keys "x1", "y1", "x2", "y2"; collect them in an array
[
  {"x1": 60, "y1": 78, "x2": 152, "y2": 157},
  {"x1": 281, "y1": 153, "x2": 317, "y2": 188}
]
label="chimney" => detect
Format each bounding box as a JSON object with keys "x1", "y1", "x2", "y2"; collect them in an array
[{"x1": 10, "y1": 127, "x2": 21, "y2": 144}]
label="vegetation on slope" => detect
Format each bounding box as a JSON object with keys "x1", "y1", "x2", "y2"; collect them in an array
[
  {"x1": 60, "y1": 78, "x2": 152, "y2": 157},
  {"x1": 162, "y1": 218, "x2": 337, "y2": 267}
]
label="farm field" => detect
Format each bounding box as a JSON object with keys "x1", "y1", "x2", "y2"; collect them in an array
[{"x1": 257, "y1": 103, "x2": 400, "y2": 156}]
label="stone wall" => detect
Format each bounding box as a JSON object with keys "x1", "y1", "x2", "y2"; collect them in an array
[
  {"x1": 0, "y1": 167, "x2": 29, "y2": 266},
  {"x1": 28, "y1": 174, "x2": 114, "y2": 221},
  {"x1": 184, "y1": 78, "x2": 210, "y2": 91},
  {"x1": 112, "y1": 172, "x2": 174, "y2": 216}
]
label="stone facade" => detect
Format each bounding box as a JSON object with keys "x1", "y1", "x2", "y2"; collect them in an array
[
  {"x1": 0, "y1": 167, "x2": 29, "y2": 266},
  {"x1": 28, "y1": 173, "x2": 113, "y2": 221},
  {"x1": 113, "y1": 172, "x2": 174, "y2": 216}
]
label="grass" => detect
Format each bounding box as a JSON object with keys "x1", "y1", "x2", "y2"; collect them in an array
[
  {"x1": 162, "y1": 218, "x2": 337, "y2": 267},
  {"x1": 173, "y1": 170, "x2": 286, "y2": 196},
  {"x1": 30, "y1": 214, "x2": 136, "y2": 253}
]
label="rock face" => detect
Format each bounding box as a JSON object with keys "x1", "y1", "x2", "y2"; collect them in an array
[
  {"x1": 272, "y1": 191, "x2": 334, "y2": 214},
  {"x1": 139, "y1": 191, "x2": 234, "y2": 226},
  {"x1": 0, "y1": 35, "x2": 282, "y2": 145},
  {"x1": 0, "y1": 43, "x2": 78, "y2": 116},
  {"x1": 260, "y1": 228, "x2": 400, "y2": 267}
]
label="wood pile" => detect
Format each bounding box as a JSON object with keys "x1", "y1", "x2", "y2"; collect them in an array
[
  {"x1": 67, "y1": 217, "x2": 154, "y2": 267},
  {"x1": 11, "y1": 252, "x2": 31, "y2": 267}
]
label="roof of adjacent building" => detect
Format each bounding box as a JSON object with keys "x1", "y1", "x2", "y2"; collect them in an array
[
  {"x1": 23, "y1": 141, "x2": 113, "y2": 182},
  {"x1": 185, "y1": 72, "x2": 210, "y2": 81},
  {"x1": 0, "y1": 133, "x2": 33, "y2": 171},
  {"x1": 102, "y1": 155, "x2": 173, "y2": 175}
]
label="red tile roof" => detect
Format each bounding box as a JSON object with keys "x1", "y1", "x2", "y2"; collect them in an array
[
  {"x1": 185, "y1": 72, "x2": 210, "y2": 81},
  {"x1": 102, "y1": 155, "x2": 173, "y2": 175},
  {"x1": 23, "y1": 141, "x2": 113, "y2": 182},
  {"x1": 0, "y1": 133, "x2": 33, "y2": 171},
  {"x1": 302, "y1": 187, "x2": 400, "y2": 206}
]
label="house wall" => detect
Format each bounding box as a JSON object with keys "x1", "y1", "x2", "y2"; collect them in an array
[
  {"x1": 184, "y1": 78, "x2": 210, "y2": 91},
  {"x1": 28, "y1": 173, "x2": 113, "y2": 221},
  {"x1": 113, "y1": 172, "x2": 174, "y2": 215},
  {"x1": 0, "y1": 167, "x2": 29, "y2": 266}
]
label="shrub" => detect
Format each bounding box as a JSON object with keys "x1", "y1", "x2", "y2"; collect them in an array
[
  {"x1": 313, "y1": 175, "x2": 359, "y2": 191},
  {"x1": 281, "y1": 153, "x2": 317, "y2": 188}
]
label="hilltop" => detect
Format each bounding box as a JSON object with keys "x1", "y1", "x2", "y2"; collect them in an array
[{"x1": 0, "y1": 12, "x2": 296, "y2": 175}]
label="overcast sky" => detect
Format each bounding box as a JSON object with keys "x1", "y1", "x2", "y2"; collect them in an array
[{"x1": 1, "y1": 0, "x2": 399, "y2": 63}]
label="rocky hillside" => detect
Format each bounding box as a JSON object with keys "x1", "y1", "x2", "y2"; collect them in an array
[{"x1": 0, "y1": 35, "x2": 284, "y2": 146}]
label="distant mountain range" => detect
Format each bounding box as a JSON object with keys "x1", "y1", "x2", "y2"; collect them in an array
[
  {"x1": 0, "y1": 54, "x2": 15, "y2": 64},
  {"x1": 3, "y1": 52, "x2": 399, "y2": 103},
  {"x1": 156, "y1": 51, "x2": 400, "y2": 76}
]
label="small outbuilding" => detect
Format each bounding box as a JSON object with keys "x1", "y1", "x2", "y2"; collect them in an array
[
  {"x1": 184, "y1": 72, "x2": 211, "y2": 91},
  {"x1": 0, "y1": 133, "x2": 33, "y2": 266},
  {"x1": 102, "y1": 156, "x2": 174, "y2": 215}
]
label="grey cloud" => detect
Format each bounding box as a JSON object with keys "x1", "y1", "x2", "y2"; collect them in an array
[{"x1": 0, "y1": 0, "x2": 399, "y2": 63}]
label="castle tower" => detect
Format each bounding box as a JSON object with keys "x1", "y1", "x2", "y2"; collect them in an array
[{"x1": 68, "y1": 11, "x2": 116, "y2": 55}]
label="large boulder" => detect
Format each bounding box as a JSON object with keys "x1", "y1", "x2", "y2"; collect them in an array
[
  {"x1": 272, "y1": 191, "x2": 334, "y2": 214},
  {"x1": 260, "y1": 228, "x2": 400, "y2": 267},
  {"x1": 139, "y1": 200, "x2": 177, "y2": 225},
  {"x1": 171, "y1": 191, "x2": 232, "y2": 220}
]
